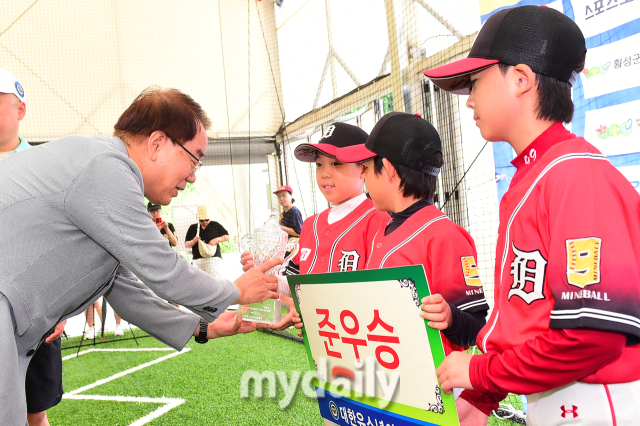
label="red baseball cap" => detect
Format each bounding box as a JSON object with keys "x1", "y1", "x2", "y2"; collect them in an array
[
  {"x1": 334, "y1": 143, "x2": 376, "y2": 164},
  {"x1": 273, "y1": 185, "x2": 293, "y2": 195},
  {"x1": 294, "y1": 122, "x2": 369, "y2": 162},
  {"x1": 423, "y1": 6, "x2": 585, "y2": 94}
]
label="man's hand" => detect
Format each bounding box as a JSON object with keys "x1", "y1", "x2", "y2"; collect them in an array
[
  {"x1": 420, "y1": 294, "x2": 453, "y2": 330},
  {"x1": 193, "y1": 236, "x2": 200, "y2": 243},
  {"x1": 240, "y1": 251, "x2": 254, "y2": 272},
  {"x1": 45, "y1": 320, "x2": 67, "y2": 343},
  {"x1": 436, "y1": 351, "x2": 474, "y2": 394},
  {"x1": 456, "y1": 397, "x2": 489, "y2": 426},
  {"x1": 199, "y1": 308, "x2": 267, "y2": 339},
  {"x1": 233, "y1": 257, "x2": 282, "y2": 305}
]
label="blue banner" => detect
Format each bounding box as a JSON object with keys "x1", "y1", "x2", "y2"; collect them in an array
[{"x1": 316, "y1": 389, "x2": 446, "y2": 426}]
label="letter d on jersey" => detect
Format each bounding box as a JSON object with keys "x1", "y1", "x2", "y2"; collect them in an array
[
  {"x1": 337, "y1": 250, "x2": 360, "y2": 272},
  {"x1": 508, "y1": 244, "x2": 547, "y2": 304}
]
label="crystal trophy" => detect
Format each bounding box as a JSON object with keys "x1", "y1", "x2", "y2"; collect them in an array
[{"x1": 240, "y1": 211, "x2": 300, "y2": 324}]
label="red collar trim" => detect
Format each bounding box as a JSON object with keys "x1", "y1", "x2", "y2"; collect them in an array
[{"x1": 511, "y1": 122, "x2": 574, "y2": 171}]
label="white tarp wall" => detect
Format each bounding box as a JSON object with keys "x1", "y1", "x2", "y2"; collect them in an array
[{"x1": 1, "y1": 0, "x2": 286, "y2": 266}]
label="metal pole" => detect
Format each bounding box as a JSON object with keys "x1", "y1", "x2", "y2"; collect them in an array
[
  {"x1": 384, "y1": 0, "x2": 404, "y2": 112},
  {"x1": 324, "y1": 0, "x2": 338, "y2": 100}
]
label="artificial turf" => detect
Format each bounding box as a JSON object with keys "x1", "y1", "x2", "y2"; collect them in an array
[
  {"x1": 51, "y1": 328, "x2": 324, "y2": 425},
  {"x1": 50, "y1": 328, "x2": 524, "y2": 425}
]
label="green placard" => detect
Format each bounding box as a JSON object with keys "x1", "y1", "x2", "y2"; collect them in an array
[{"x1": 288, "y1": 265, "x2": 459, "y2": 426}]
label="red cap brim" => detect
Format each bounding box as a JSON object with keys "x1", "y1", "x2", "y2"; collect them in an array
[
  {"x1": 335, "y1": 144, "x2": 376, "y2": 163},
  {"x1": 294, "y1": 143, "x2": 339, "y2": 162},
  {"x1": 424, "y1": 58, "x2": 499, "y2": 94}
]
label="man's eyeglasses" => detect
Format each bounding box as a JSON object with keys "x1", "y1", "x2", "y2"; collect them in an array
[{"x1": 174, "y1": 139, "x2": 203, "y2": 177}]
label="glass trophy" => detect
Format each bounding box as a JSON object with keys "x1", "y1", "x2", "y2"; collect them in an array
[{"x1": 240, "y1": 211, "x2": 299, "y2": 324}]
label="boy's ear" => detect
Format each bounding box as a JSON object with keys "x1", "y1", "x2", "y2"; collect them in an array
[
  {"x1": 381, "y1": 158, "x2": 397, "y2": 183},
  {"x1": 513, "y1": 64, "x2": 536, "y2": 97}
]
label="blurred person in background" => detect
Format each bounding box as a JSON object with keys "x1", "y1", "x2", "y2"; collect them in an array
[
  {"x1": 185, "y1": 205, "x2": 229, "y2": 279},
  {"x1": 83, "y1": 299, "x2": 124, "y2": 339},
  {"x1": 148, "y1": 202, "x2": 178, "y2": 248},
  {"x1": 274, "y1": 185, "x2": 303, "y2": 238}
]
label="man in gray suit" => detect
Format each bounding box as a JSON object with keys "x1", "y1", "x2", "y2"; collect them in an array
[{"x1": 0, "y1": 87, "x2": 281, "y2": 425}]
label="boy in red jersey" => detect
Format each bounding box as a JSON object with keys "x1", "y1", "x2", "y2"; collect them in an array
[
  {"x1": 241, "y1": 122, "x2": 389, "y2": 329},
  {"x1": 336, "y1": 112, "x2": 489, "y2": 357},
  {"x1": 424, "y1": 5, "x2": 640, "y2": 425},
  {"x1": 287, "y1": 122, "x2": 390, "y2": 275}
]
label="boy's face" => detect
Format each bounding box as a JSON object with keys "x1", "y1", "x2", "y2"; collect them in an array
[
  {"x1": 361, "y1": 159, "x2": 391, "y2": 212},
  {"x1": 315, "y1": 152, "x2": 364, "y2": 206},
  {"x1": 466, "y1": 64, "x2": 517, "y2": 142}
]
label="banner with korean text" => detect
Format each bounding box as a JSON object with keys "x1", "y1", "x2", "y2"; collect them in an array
[
  {"x1": 288, "y1": 266, "x2": 459, "y2": 426},
  {"x1": 479, "y1": 0, "x2": 640, "y2": 200}
]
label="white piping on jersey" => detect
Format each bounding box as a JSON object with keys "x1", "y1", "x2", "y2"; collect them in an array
[
  {"x1": 480, "y1": 311, "x2": 499, "y2": 353},
  {"x1": 550, "y1": 307, "x2": 640, "y2": 330},
  {"x1": 457, "y1": 299, "x2": 489, "y2": 311},
  {"x1": 378, "y1": 215, "x2": 448, "y2": 268},
  {"x1": 482, "y1": 152, "x2": 609, "y2": 352},
  {"x1": 307, "y1": 214, "x2": 322, "y2": 272},
  {"x1": 365, "y1": 224, "x2": 389, "y2": 269},
  {"x1": 327, "y1": 207, "x2": 376, "y2": 272}
]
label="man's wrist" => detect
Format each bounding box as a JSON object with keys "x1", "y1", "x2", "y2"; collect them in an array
[
  {"x1": 233, "y1": 283, "x2": 243, "y2": 305},
  {"x1": 194, "y1": 319, "x2": 209, "y2": 343}
]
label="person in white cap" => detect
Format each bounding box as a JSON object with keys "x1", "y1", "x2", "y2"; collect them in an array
[
  {"x1": 0, "y1": 68, "x2": 65, "y2": 426},
  {"x1": 185, "y1": 205, "x2": 230, "y2": 278},
  {"x1": 0, "y1": 67, "x2": 28, "y2": 159}
]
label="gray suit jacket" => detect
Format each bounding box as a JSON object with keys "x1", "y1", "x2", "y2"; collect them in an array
[{"x1": 0, "y1": 135, "x2": 239, "y2": 354}]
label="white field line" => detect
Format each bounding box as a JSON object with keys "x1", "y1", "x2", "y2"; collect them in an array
[
  {"x1": 62, "y1": 347, "x2": 191, "y2": 425},
  {"x1": 62, "y1": 394, "x2": 185, "y2": 426},
  {"x1": 62, "y1": 347, "x2": 176, "y2": 361}
]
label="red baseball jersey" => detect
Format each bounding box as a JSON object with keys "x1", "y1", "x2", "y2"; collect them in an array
[
  {"x1": 292, "y1": 197, "x2": 390, "y2": 274},
  {"x1": 477, "y1": 124, "x2": 640, "y2": 383},
  {"x1": 365, "y1": 204, "x2": 489, "y2": 354}
]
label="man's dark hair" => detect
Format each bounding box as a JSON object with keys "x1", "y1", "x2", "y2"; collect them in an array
[
  {"x1": 114, "y1": 87, "x2": 211, "y2": 145},
  {"x1": 373, "y1": 152, "x2": 443, "y2": 201},
  {"x1": 498, "y1": 56, "x2": 584, "y2": 123}
]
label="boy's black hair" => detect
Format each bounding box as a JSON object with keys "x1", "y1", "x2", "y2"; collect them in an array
[
  {"x1": 498, "y1": 53, "x2": 584, "y2": 124},
  {"x1": 373, "y1": 152, "x2": 443, "y2": 201}
]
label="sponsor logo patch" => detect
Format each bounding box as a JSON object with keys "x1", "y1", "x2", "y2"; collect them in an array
[
  {"x1": 566, "y1": 237, "x2": 601, "y2": 289},
  {"x1": 460, "y1": 256, "x2": 482, "y2": 287},
  {"x1": 300, "y1": 248, "x2": 312, "y2": 261},
  {"x1": 560, "y1": 405, "x2": 578, "y2": 419},
  {"x1": 15, "y1": 81, "x2": 24, "y2": 98}
]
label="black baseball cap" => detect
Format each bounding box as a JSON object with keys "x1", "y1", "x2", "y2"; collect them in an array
[
  {"x1": 336, "y1": 112, "x2": 441, "y2": 176},
  {"x1": 294, "y1": 122, "x2": 369, "y2": 162},
  {"x1": 424, "y1": 6, "x2": 586, "y2": 94},
  {"x1": 147, "y1": 202, "x2": 161, "y2": 211}
]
